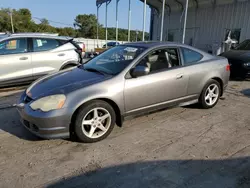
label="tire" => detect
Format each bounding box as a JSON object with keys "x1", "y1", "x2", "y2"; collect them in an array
[
  {"x1": 199, "y1": 79, "x2": 221, "y2": 109},
  {"x1": 74, "y1": 100, "x2": 116, "y2": 143}
]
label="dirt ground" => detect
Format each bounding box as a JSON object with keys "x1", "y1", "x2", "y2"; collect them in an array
[{"x1": 0, "y1": 80, "x2": 250, "y2": 188}]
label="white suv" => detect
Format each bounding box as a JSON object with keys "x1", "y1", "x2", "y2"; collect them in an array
[{"x1": 0, "y1": 33, "x2": 82, "y2": 87}]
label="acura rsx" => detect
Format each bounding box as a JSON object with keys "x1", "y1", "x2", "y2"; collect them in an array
[{"x1": 17, "y1": 42, "x2": 230, "y2": 143}]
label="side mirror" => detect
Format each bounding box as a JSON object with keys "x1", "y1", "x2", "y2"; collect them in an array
[{"x1": 131, "y1": 65, "x2": 150, "y2": 78}]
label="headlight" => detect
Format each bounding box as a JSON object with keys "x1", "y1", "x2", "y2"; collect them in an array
[
  {"x1": 30, "y1": 95, "x2": 66, "y2": 112},
  {"x1": 243, "y1": 62, "x2": 250, "y2": 67}
]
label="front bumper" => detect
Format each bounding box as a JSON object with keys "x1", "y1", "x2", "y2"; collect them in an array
[
  {"x1": 17, "y1": 93, "x2": 71, "y2": 139},
  {"x1": 246, "y1": 70, "x2": 250, "y2": 77}
]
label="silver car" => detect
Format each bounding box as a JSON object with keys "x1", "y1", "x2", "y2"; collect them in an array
[
  {"x1": 17, "y1": 42, "x2": 230, "y2": 143},
  {"x1": 0, "y1": 33, "x2": 82, "y2": 87}
]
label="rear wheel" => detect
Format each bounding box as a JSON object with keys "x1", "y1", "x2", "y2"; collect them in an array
[
  {"x1": 74, "y1": 100, "x2": 116, "y2": 143},
  {"x1": 199, "y1": 79, "x2": 221, "y2": 109}
]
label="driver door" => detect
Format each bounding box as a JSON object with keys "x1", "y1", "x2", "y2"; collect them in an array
[{"x1": 124, "y1": 47, "x2": 189, "y2": 114}]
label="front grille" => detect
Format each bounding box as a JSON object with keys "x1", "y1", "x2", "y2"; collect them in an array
[
  {"x1": 23, "y1": 120, "x2": 39, "y2": 132},
  {"x1": 32, "y1": 124, "x2": 39, "y2": 132},
  {"x1": 23, "y1": 120, "x2": 30, "y2": 128}
]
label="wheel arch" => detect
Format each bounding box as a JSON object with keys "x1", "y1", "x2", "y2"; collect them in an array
[
  {"x1": 70, "y1": 98, "x2": 123, "y2": 134},
  {"x1": 200, "y1": 75, "x2": 224, "y2": 98},
  {"x1": 210, "y1": 77, "x2": 224, "y2": 96},
  {"x1": 60, "y1": 61, "x2": 79, "y2": 70}
]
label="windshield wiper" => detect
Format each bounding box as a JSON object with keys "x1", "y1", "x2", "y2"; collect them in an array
[{"x1": 84, "y1": 67, "x2": 106, "y2": 75}]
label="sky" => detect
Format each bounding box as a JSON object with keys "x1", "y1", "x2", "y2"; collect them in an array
[{"x1": 1, "y1": 0, "x2": 151, "y2": 31}]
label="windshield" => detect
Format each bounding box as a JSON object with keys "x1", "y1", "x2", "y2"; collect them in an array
[
  {"x1": 235, "y1": 40, "x2": 250, "y2": 50},
  {"x1": 82, "y1": 45, "x2": 146, "y2": 75}
]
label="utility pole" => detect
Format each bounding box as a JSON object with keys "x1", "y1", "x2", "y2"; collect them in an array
[
  {"x1": 136, "y1": 30, "x2": 138, "y2": 42},
  {"x1": 8, "y1": 10, "x2": 14, "y2": 33}
]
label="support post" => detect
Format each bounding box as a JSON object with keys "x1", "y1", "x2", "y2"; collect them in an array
[
  {"x1": 116, "y1": 0, "x2": 120, "y2": 43},
  {"x1": 142, "y1": 0, "x2": 147, "y2": 41},
  {"x1": 160, "y1": 0, "x2": 165, "y2": 41},
  {"x1": 105, "y1": 1, "x2": 108, "y2": 48},
  {"x1": 97, "y1": 6, "x2": 100, "y2": 47},
  {"x1": 128, "y1": 0, "x2": 131, "y2": 42},
  {"x1": 182, "y1": 0, "x2": 189, "y2": 44}
]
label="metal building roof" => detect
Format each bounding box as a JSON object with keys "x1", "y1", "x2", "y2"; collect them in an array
[{"x1": 142, "y1": 0, "x2": 248, "y2": 12}]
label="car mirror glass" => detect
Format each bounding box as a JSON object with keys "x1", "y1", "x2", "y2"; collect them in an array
[{"x1": 131, "y1": 65, "x2": 150, "y2": 78}]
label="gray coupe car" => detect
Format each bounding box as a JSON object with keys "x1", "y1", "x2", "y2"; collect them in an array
[{"x1": 17, "y1": 42, "x2": 230, "y2": 143}]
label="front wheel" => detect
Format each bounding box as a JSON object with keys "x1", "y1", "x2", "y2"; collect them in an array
[
  {"x1": 74, "y1": 100, "x2": 116, "y2": 143},
  {"x1": 199, "y1": 79, "x2": 221, "y2": 109}
]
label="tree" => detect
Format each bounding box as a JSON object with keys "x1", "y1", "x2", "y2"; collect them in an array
[
  {"x1": 74, "y1": 14, "x2": 101, "y2": 38},
  {"x1": 40, "y1": 18, "x2": 49, "y2": 25},
  {"x1": 0, "y1": 8, "x2": 149, "y2": 41},
  {"x1": 97, "y1": 27, "x2": 149, "y2": 41},
  {"x1": 0, "y1": 8, "x2": 13, "y2": 32},
  {"x1": 15, "y1": 8, "x2": 35, "y2": 32},
  {"x1": 57, "y1": 27, "x2": 76, "y2": 37},
  {"x1": 18, "y1": 8, "x2": 32, "y2": 21}
]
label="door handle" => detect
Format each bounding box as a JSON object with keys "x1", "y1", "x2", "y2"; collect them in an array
[
  {"x1": 176, "y1": 74, "x2": 183, "y2": 79},
  {"x1": 19, "y1": 57, "x2": 28, "y2": 60},
  {"x1": 58, "y1": 53, "x2": 65, "y2": 56}
]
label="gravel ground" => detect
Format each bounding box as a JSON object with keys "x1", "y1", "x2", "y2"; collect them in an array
[{"x1": 0, "y1": 80, "x2": 250, "y2": 188}]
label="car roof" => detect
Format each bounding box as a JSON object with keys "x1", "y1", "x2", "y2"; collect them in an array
[
  {"x1": 121, "y1": 41, "x2": 215, "y2": 58},
  {"x1": 0, "y1": 33, "x2": 72, "y2": 41},
  {"x1": 121, "y1": 41, "x2": 186, "y2": 48}
]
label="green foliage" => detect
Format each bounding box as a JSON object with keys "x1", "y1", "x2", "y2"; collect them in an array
[
  {"x1": 99, "y1": 27, "x2": 149, "y2": 41},
  {"x1": 40, "y1": 18, "x2": 49, "y2": 25},
  {"x1": 74, "y1": 14, "x2": 101, "y2": 38},
  {"x1": 0, "y1": 8, "x2": 149, "y2": 41}
]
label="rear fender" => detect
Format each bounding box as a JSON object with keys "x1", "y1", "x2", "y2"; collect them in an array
[{"x1": 199, "y1": 68, "x2": 225, "y2": 96}]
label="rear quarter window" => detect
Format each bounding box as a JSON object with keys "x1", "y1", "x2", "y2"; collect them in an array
[
  {"x1": 181, "y1": 47, "x2": 203, "y2": 65},
  {"x1": 32, "y1": 38, "x2": 61, "y2": 52}
]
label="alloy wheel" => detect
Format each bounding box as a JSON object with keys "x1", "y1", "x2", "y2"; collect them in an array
[
  {"x1": 204, "y1": 84, "x2": 219, "y2": 106},
  {"x1": 81, "y1": 107, "x2": 111, "y2": 139}
]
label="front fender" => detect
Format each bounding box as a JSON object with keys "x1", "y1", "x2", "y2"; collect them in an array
[{"x1": 66, "y1": 78, "x2": 125, "y2": 117}]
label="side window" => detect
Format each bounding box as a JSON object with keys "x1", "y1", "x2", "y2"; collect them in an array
[
  {"x1": 181, "y1": 48, "x2": 203, "y2": 65},
  {"x1": 32, "y1": 38, "x2": 60, "y2": 52},
  {"x1": 0, "y1": 38, "x2": 27, "y2": 55},
  {"x1": 137, "y1": 48, "x2": 181, "y2": 74}
]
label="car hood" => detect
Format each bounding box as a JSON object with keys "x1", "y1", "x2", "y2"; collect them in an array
[
  {"x1": 220, "y1": 50, "x2": 250, "y2": 61},
  {"x1": 26, "y1": 67, "x2": 111, "y2": 99}
]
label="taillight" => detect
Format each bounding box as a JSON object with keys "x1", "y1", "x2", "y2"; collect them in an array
[
  {"x1": 82, "y1": 44, "x2": 86, "y2": 52},
  {"x1": 226, "y1": 64, "x2": 230, "y2": 71}
]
